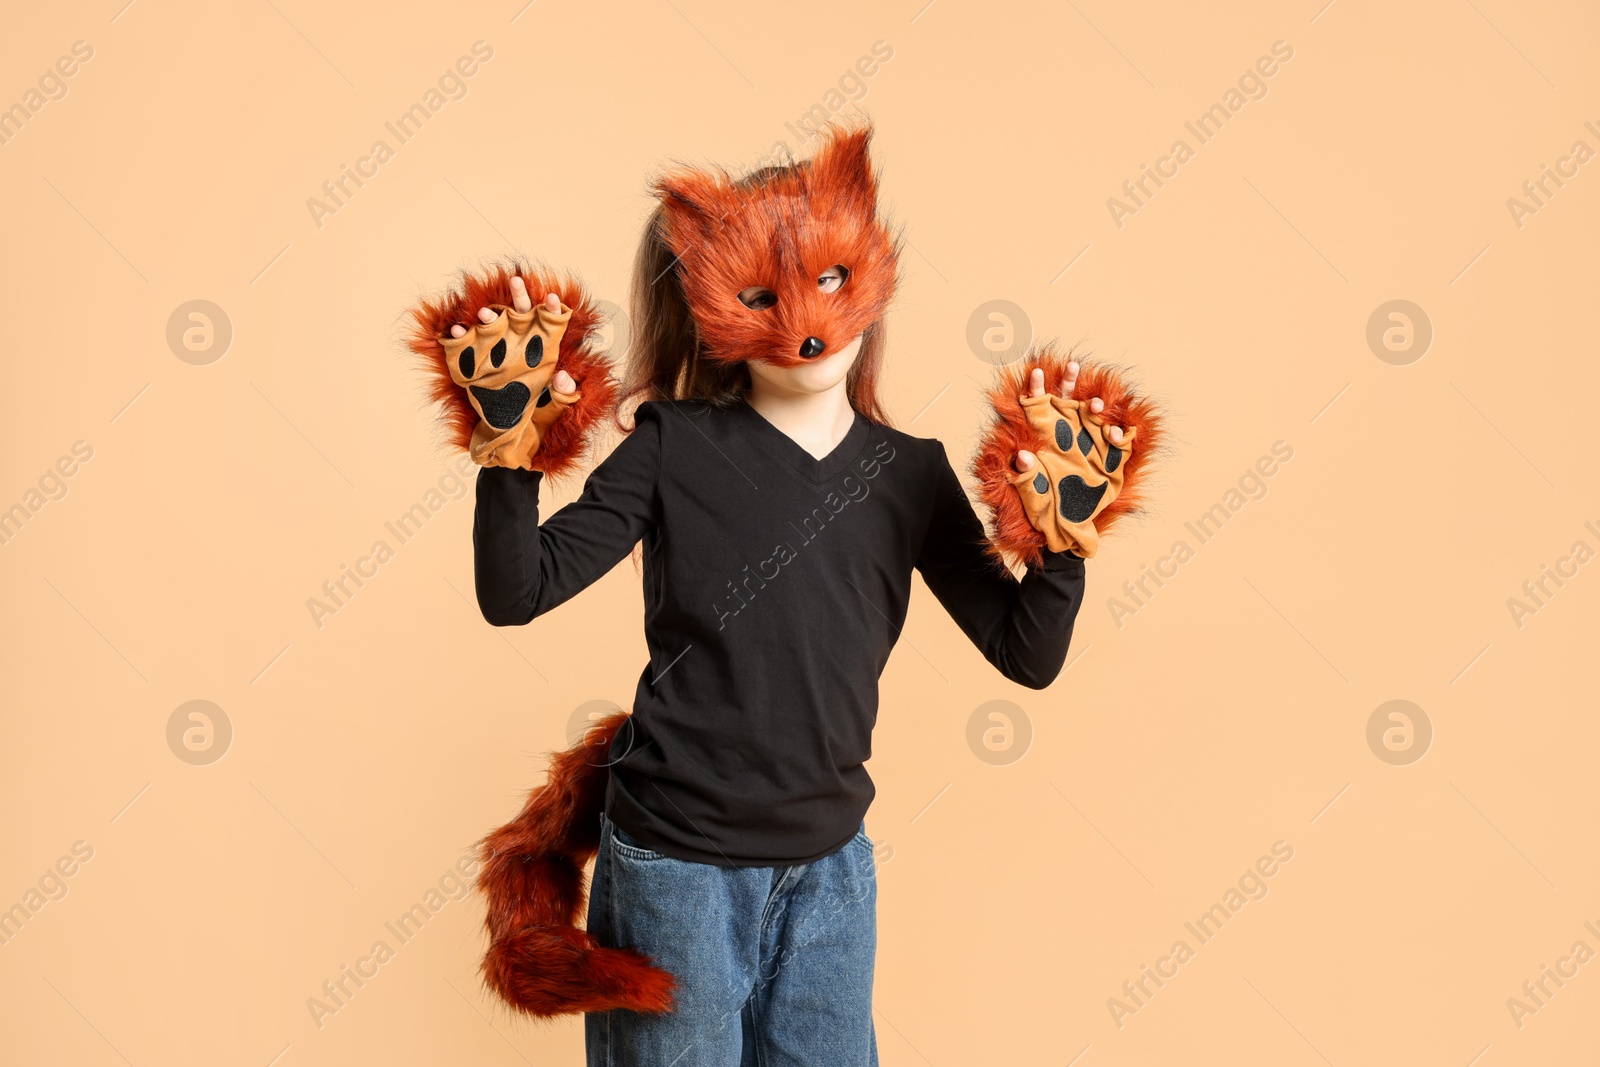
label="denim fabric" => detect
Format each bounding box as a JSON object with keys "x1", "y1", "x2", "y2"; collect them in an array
[{"x1": 586, "y1": 812, "x2": 878, "y2": 1066}]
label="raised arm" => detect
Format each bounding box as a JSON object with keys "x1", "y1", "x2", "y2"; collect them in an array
[
  {"x1": 931, "y1": 345, "x2": 1165, "y2": 686},
  {"x1": 916, "y1": 452, "x2": 1085, "y2": 689},
  {"x1": 405, "y1": 262, "x2": 644, "y2": 624},
  {"x1": 474, "y1": 404, "x2": 661, "y2": 625}
]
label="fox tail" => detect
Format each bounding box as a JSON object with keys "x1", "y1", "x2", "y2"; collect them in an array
[{"x1": 476, "y1": 711, "x2": 677, "y2": 1017}]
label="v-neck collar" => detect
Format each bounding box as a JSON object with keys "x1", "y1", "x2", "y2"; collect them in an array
[{"x1": 735, "y1": 398, "x2": 872, "y2": 483}]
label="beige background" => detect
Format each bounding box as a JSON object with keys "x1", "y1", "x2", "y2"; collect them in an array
[{"x1": 2, "y1": 0, "x2": 1597, "y2": 1063}]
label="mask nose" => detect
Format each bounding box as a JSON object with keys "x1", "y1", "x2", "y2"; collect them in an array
[{"x1": 799, "y1": 337, "x2": 826, "y2": 359}]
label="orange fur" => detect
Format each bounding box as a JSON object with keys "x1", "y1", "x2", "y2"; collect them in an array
[
  {"x1": 477, "y1": 712, "x2": 676, "y2": 1018},
  {"x1": 406, "y1": 262, "x2": 620, "y2": 480},
  {"x1": 973, "y1": 346, "x2": 1166, "y2": 569},
  {"x1": 652, "y1": 124, "x2": 901, "y2": 369}
]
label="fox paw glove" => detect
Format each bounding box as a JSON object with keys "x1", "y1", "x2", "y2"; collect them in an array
[
  {"x1": 1007, "y1": 393, "x2": 1135, "y2": 558},
  {"x1": 442, "y1": 302, "x2": 580, "y2": 470},
  {"x1": 972, "y1": 349, "x2": 1164, "y2": 570}
]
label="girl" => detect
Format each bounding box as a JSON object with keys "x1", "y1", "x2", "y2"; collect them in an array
[{"x1": 414, "y1": 126, "x2": 1151, "y2": 1066}]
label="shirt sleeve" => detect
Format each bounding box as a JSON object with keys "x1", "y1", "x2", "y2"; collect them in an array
[
  {"x1": 914, "y1": 445, "x2": 1086, "y2": 689},
  {"x1": 472, "y1": 403, "x2": 662, "y2": 626}
]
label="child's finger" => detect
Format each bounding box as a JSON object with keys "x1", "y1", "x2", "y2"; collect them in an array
[
  {"x1": 1061, "y1": 361, "x2": 1080, "y2": 398},
  {"x1": 477, "y1": 306, "x2": 498, "y2": 324},
  {"x1": 1089, "y1": 396, "x2": 1104, "y2": 414},
  {"x1": 545, "y1": 292, "x2": 561, "y2": 313},
  {"x1": 1013, "y1": 449, "x2": 1037, "y2": 472},
  {"x1": 450, "y1": 324, "x2": 467, "y2": 338},
  {"x1": 1109, "y1": 426, "x2": 1125, "y2": 444},
  {"x1": 1028, "y1": 368, "x2": 1045, "y2": 397},
  {"x1": 510, "y1": 276, "x2": 533, "y2": 313},
  {"x1": 553, "y1": 369, "x2": 577, "y2": 394}
]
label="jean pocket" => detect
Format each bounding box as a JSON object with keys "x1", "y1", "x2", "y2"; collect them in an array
[
  {"x1": 851, "y1": 823, "x2": 873, "y2": 853},
  {"x1": 608, "y1": 817, "x2": 672, "y2": 862}
]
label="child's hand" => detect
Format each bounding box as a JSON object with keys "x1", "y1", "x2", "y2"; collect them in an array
[
  {"x1": 971, "y1": 345, "x2": 1163, "y2": 570},
  {"x1": 442, "y1": 276, "x2": 584, "y2": 469},
  {"x1": 449, "y1": 278, "x2": 583, "y2": 398},
  {"x1": 1006, "y1": 361, "x2": 1137, "y2": 559},
  {"x1": 408, "y1": 265, "x2": 622, "y2": 480},
  {"x1": 1011, "y1": 363, "x2": 1127, "y2": 477}
]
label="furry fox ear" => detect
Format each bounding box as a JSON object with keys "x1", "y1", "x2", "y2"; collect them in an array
[
  {"x1": 653, "y1": 175, "x2": 729, "y2": 245},
  {"x1": 808, "y1": 124, "x2": 879, "y2": 211}
]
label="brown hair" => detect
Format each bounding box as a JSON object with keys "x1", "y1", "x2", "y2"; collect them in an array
[{"x1": 616, "y1": 161, "x2": 893, "y2": 429}]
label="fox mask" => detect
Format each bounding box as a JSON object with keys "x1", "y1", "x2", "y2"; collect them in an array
[{"x1": 653, "y1": 126, "x2": 900, "y2": 368}]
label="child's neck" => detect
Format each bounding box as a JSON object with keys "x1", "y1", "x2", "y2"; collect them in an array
[{"x1": 744, "y1": 377, "x2": 857, "y2": 461}]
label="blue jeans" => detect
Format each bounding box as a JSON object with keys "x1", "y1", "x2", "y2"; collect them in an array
[{"x1": 585, "y1": 812, "x2": 878, "y2": 1066}]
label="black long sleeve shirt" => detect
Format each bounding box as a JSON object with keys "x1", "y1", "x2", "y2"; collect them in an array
[{"x1": 473, "y1": 398, "x2": 1085, "y2": 866}]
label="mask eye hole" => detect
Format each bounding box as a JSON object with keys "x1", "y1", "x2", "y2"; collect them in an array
[
  {"x1": 817, "y1": 265, "x2": 850, "y2": 294},
  {"x1": 738, "y1": 286, "x2": 777, "y2": 310}
]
